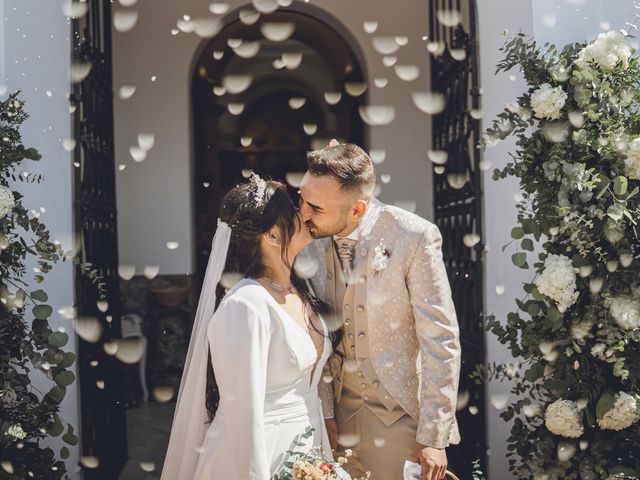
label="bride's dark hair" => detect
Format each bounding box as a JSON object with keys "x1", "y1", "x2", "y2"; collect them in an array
[{"x1": 204, "y1": 179, "x2": 335, "y2": 422}]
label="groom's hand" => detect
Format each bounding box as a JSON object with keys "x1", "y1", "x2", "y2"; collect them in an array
[
  {"x1": 324, "y1": 418, "x2": 338, "y2": 451},
  {"x1": 410, "y1": 443, "x2": 447, "y2": 480}
]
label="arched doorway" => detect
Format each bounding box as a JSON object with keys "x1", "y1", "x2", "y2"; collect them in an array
[{"x1": 191, "y1": 8, "x2": 367, "y2": 277}]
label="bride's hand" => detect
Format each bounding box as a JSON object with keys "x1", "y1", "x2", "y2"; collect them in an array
[{"x1": 324, "y1": 417, "x2": 338, "y2": 451}]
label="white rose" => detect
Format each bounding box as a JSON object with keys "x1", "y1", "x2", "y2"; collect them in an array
[
  {"x1": 530, "y1": 83, "x2": 567, "y2": 120},
  {"x1": 598, "y1": 392, "x2": 640, "y2": 431},
  {"x1": 535, "y1": 253, "x2": 578, "y2": 312},
  {"x1": 606, "y1": 289, "x2": 640, "y2": 330},
  {"x1": 0, "y1": 185, "x2": 16, "y2": 219},
  {"x1": 544, "y1": 399, "x2": 584, "y2": 438},
  {"x1": 570, "y1": 320, "x2": 592, "y2": 340},
  {"x1": 624, "y1": 138, "x2": 640, "y2": 181},
  {"x1": 575, "y1": 31, "x2": 632, "y2": 71}
]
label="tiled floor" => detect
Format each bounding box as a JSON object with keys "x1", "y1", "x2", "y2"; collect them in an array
[{"x1": 119, "y1": 401, "x2": 175, "y2": 479}]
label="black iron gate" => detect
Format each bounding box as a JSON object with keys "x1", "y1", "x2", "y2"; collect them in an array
[
  {"x1": 71, "y1": 1, "x2": 127, "y2": 478},
  {"x1": 429, "y1": 0, "x2": 487, "y2": 477}
]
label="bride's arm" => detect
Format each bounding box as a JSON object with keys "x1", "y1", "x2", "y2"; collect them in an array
[{"x1": 208, "y1": 296, "x2": 271, "y2": 479}]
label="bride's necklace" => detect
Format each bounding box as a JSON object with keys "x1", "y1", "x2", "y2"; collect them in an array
[{"x1": 261, "y1": 276, "x2": 295, "y2": 295}]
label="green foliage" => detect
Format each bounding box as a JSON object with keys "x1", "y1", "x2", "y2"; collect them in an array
[
  {"x1": 479, "y1": 32, "x2": 640, "y2": 479},
  {"x1": 0, "y1": 92, "x2": 101, "y2": 479}
]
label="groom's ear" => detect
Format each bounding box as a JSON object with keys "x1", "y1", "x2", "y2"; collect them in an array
[{"x1": 351, "y1": 199, "x2": 368, "y2": 221}]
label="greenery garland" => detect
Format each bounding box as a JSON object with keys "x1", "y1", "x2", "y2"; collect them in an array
[
  {"x1": 477, "y1": 31, "x2": 640, "y2": 479},
  {"x1": 0, "y1": 92, "x2": 102, "y2": 479}
]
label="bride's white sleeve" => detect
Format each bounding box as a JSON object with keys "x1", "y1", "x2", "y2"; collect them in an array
[{"x1": 208, "y1": 297, "x2": 272, "y2": 480}]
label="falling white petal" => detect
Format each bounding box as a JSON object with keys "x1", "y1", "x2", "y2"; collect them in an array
[
  {"x1": 222, "y1": 75, "x2": 253, "y2": 94},
  {"x1": 261, "y1": 22, "x2": 295, "y2": 41},
  {"x1": 138, "y1": 133, "x2": 155, "y2": 151},
  {"x1": 285, "y1": 172, "x2": 305, "y2": 188},
  {"x1": 303, "y1": 124, "x2": 317, "y2": 135},
  {"x1": 324, "y1": 92, "x2": 342, "y2": 105},
  {"x1": 277, "y1": 0, "x2": 293, "y2": 6},
  {"x1": 227, "y1": 38, "x2": 242, "y2": 48},
  {"x1": 412, "y1": 91, "x2": 446, "y2": 114},
  {"x1": 345, "y1": 82, "x2": 367, "y2": 96},
  {"x1": 113, "y1": 10, "x2": 138, "y2": 32},
  {"x1": 228, "y1": 103, "x2": 245, "y2": 115},
  {"x1": 61, "y1": 0, "x2": 88, "y2": 18},
  {"x1": 437, "y1": 9, "x2": 461, "y2": 27},
  {"x1": 363, "y1": 21, "x2": 378, "y2": 34},
  {"x1": 118, "y1": 265, "x2": 136, "y2": 280},
  {"x1": 382, "y1": 56, "x2": 398, "y2": 67},
  {"x1": 374, "y1": 78, "x2": 388, "y2": 88},
  {"x1": 177, "y1": 19, "x2": 195, "y2": 33},
  {"x1": 289, "y1": 97, "x2": 306, "y2": 110},
  {"x1": 252, "y1": 0, "x2": 278, "y2": 13},
  {"x1": 372, "y1": 37, "x2": 400, "y2": 55},
  {"x1": 359, "y1": 105, "x2": 396, "y2": 126},
  {"x1": 427, "y1": 150, "x2": 448, "y2": 164},
  {"x1": 144, "y1": 265, "x2": 160, "y2": 280},
  {"x1": 119, "y1": 85, "x2": 136, "y2": 100},
  {"x1": 129, "y1": 146, "x2": 146, "y2": 162},
  {"x1": 166, "y1": 242, "x2": 179, "y2": 250},
  {"x1": 282, "y1": 52, "x2": 302, "y2": 70},
  {"x1": 70, "y1": 62, "x2": 92, "y2": 83},
  {"x1": 239, "y1": 9, "x2": 260, "y2": 25},
  {"x1": 241, "y1": 137, "x2": 252, "y2": 147},
  {"x1": 208, "y1": 2, "x2": 229, "y2": 14},
  {"x1": 119, "y1": 0, "x2": 138, "y2": 5},
  {"x1": 62, "y1": 139, "x2": 77, "y2": 152},
  {"x1": 213, "y1": 50, "x2": 224, "y2": 60},
  {"x1": 194, "y1": 18, "x2": 222, "y2": 38},
  {"x1": 213, "y1": 86, "x2": 227, "y2": 96},
  {"x1": 394, "y1": 65, "x2": 420, "y2": 81},
  {"x1": 451, "y1": 48, "x2": 467, "y2": 61},
  {"x1": 369, "y1": 149, "x2": 386, "y2": 164},
  {"x1": 233, "y1": 41, "x2": 261, "y2": 59},
  {"x1": 395, "y1": 36, "x2": 409, "y2": 46}
]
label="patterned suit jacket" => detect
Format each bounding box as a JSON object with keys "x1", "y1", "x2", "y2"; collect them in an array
[{"x1": 307, "y1": 198, "x2": 462, "y2": 448}]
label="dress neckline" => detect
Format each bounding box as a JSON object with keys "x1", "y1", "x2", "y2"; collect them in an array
[{"x1": 243, "y1": 278, "x2": 330, "y2": 389}]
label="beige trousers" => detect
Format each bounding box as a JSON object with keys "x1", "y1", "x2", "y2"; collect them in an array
[{"x1": 336, "y1": 387, "x2": 418, "y2": 480}]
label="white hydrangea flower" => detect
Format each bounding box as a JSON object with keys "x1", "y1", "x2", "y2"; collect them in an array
[
  {"x1": 530, "y1": 83, "x2": 567, "y2": 120},
  {"x1": 7, "y1": 424, "x2": 27, "y2": 441},
  {"x1": 570, "y1": 320, "x2": 592, "y2": 340},
  {"x1": 0, "y1": 185, "x2": 16, "y2": 219},
  {"x1": 624, "y1": 137, "x2": 640, "y2": 181},
  {"x1": 598, "y1": 392, "x2": 640, "y2": 431},
  {"x1": 606, "y1": 288, "x2": 640, "y2": 330},
  {"x1": 544, "y1": 399, "x2": 584, "y2": 438},
  {"x1": 575, "y1": 30, "x2": 632, "y2": 72},
  {"x1": 535, "y1": 253, "x2": 578, "y2": 312}
]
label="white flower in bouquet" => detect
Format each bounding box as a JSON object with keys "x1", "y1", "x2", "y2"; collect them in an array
[
  {"x1": 544, "y1": 399, "x2": 584, "y2": 438},
  {"x1": 530, "y1": 83, "x2": 567, "y2": 120},
  {"x1": 570, "y1": 320, "x2": 592, "y2": 341},
  {"x1": 603, "y1": 218, "x2": 625, "y2": 245},
  {"x1": 605, "y1": 288, "x2": 640, "y2": 330},
  {"x1": 0, "y1": 185, "x2": 16, "y2": 219},
  {"x1": 535, "y1": 253, "x2": 578, "y2": 313},
  {"x1": 6, "y1": 424, "x2": 27, "y2": 441},
  {"x1": 623, "y1": 137, "x2": 640, "y2": 181},
  {"x1": 597, "y1": 392, "x2": 640, "y2": 431},
  {"x1": 575, "y1": 31, "x2": 631, "y2": 72}
]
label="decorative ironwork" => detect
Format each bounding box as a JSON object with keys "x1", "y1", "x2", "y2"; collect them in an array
[
  {"x1": 71, "y1": 1, "x2": 127, "y2": 478},
  {"x1": 429, "y1": 0, "x2": 487, "y2": 477}
]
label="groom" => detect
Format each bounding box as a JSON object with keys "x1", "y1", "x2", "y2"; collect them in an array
[{"x1": 298, "y1": 141, "x2": 461, "y2": 480}]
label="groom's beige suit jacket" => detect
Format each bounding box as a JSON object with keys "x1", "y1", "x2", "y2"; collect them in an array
[{"x1": 307, "y1": 198, "x2": 462, "y2": 449}]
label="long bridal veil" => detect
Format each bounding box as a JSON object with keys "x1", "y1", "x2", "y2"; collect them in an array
[{"x1": 160, "y1": 220, "x2": 232, "y2": 480}]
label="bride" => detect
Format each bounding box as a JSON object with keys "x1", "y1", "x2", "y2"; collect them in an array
[{"x1": 160, "y1": 174, "x2": 335, "y2": 479}]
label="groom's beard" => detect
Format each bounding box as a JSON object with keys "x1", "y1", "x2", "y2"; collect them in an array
[{"x1": 306, "y1": 220, "x2": 348, "y2": 239}]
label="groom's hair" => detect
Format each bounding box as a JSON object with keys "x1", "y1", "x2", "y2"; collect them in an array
[{"x1": 306, "y1": 143, "x2": 375, "y2": 198}]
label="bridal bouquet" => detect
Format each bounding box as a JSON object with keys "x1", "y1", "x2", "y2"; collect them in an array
[{"x1": 273, "y1": 427, "x2": 369, "y2": 480}]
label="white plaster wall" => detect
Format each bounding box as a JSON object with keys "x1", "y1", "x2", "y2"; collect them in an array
[
  {"x1": 478, "y1": 0, "x2": 637, "y2": 477},
  {"x1": 113, "y1": 0, "x2": 434, "y2": 275},
  {"x1": 1, "y1": 0, "x2": 80, "y2": 478}
]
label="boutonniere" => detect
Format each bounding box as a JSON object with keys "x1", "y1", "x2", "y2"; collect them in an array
[{"x1": 372, "y1": 244, "x2": 391, "y2": 275}]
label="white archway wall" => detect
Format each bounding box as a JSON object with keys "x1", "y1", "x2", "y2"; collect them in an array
[
  {"x1": 113, "y1": 0, "x2": 433, "y2": 275},
  {"x1": 1, "y1": 0, "x2": 81, "y2": 477},
  {"x1": 478, "y1": 1, "x2": 638, "y2": 478}
]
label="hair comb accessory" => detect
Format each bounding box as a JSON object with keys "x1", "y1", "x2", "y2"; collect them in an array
[{"x1": 249, "y1": 172, "x2": 267, "y2": 206}]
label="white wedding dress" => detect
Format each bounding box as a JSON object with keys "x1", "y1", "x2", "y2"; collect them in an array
[{"x1": 192, "y1": 278, "x2": 333, "y2": 480}]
